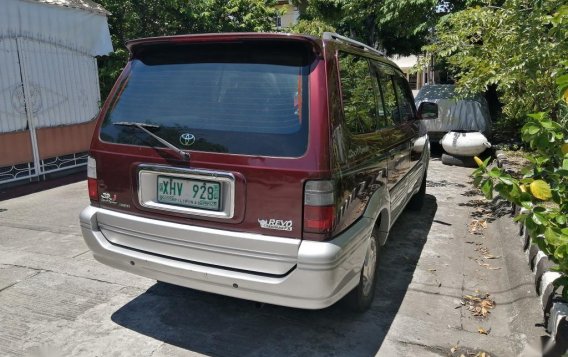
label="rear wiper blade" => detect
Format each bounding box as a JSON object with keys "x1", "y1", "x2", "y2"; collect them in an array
[{"x1": 113, "y1": 121, "x2": 190, "y2": 161}]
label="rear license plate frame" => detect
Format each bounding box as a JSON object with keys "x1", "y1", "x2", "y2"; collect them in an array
[{"x1": 156, "y1": 175, "x2": 221, "y2": 212}]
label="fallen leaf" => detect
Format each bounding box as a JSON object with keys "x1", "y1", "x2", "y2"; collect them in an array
[
  {"x1": 428, "y1": 268, "x2": 437, "y2": 272},
  {"x1": 478, "y1": 327, "x2": 488, "y2": 335},
  {"x1": 464, "y1": 295, "x2": 481, "y2": 301},
  {"x1": 473, "y1": 258, "x2": 501, "y2": 270},
  {"x1": 462, "y1": 294, "x2": 496, "y2": 318},
  {"x1": 480, "y1": 300, "x2": 494, "y2": 308}
]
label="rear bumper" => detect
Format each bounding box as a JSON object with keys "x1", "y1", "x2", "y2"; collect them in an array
[{"x1": 79, "y1": 206, "x2": 372, "y2": 309}]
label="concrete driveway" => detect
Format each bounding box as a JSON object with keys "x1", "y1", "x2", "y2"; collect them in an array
[{"x1": 0, "y1": 158, "x2": 544, "y2": 356}]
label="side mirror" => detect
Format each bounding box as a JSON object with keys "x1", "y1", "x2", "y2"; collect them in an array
[{"x1": 417, "y1": 102, "x2": 438, "y2": 120}]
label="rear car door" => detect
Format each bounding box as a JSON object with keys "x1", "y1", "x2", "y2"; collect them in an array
[
  {"x1": 332, "y1": 50, "x2": 388, "y2": 234},
  {"x1": 370, "y1": 62, "x2": 416, "y2": 220},
  {"x1": 90, "y1": 38, "x2": 324, "y2": 276},
  {"x1": 391, "y1": 72, "x2": 424, "y2": 198}
]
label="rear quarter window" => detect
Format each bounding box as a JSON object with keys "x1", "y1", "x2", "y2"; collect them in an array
[{"x1": 337, "y1": 51, "x2": 378, "y2": 134}]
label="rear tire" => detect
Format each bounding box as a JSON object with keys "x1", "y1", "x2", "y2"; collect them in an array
[
  {"x1": 441, "y1": 153, "x2": 477, "y2": 167},
  {"x1": 345, "y1": 227, "x2": 379, "y2": 312},
  {"x1": 408, "y1": 172, "x2": 427, "y2": 211}
]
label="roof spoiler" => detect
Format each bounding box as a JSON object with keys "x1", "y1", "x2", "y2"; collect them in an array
[{"x1": 125, "y1": 33, "x2": 323, "y2": 58}]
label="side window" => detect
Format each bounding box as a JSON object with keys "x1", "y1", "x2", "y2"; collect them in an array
[
  {"x1": 373, "y1": 64, "x2": 399, "y2": 127},
  {"x1": 392, "y1": 75, "x2": 416, "y2": 121},
  {"x1": 337, "y1": 52, "x2": 377, "y2": 134}
]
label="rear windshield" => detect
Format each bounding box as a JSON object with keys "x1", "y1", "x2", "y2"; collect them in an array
[{"x1": 100, "y1": 41, "x2": 313, "y2": 157}]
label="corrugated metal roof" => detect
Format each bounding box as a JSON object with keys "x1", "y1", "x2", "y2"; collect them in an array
[
  {"x1": 24, "y1": 0, "x2": 110, "y2": 16},
  {"x1": 2, "y1": 0, "x2": 114, "y2": 55}
]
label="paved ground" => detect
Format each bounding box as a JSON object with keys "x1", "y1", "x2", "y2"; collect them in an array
[{"x1": 0, "y1": 158, "x2": 545, "y2": 356}]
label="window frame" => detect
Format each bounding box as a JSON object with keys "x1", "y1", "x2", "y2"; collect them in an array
[
  {"x1": 391, "y1": 71, "x2": 418, "y2": 122},
  {"x1": 371, "y1": 61, "x2": 400, "y2": 127},
  {"x1": 371, "y1": 61, "x2": 418, "y2": 126}
]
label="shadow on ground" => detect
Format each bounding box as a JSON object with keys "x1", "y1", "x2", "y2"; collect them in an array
[
  {"x1": 111, "y1": 195, "x2": 438, "y2": 356},
  {"x1": 0, "y1": 171, "x2": 85, "y2": 202}
]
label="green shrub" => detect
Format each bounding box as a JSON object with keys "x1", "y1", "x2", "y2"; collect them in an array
[{"x1": 472, "y1": 65, "x2": 568, "y2": 298}]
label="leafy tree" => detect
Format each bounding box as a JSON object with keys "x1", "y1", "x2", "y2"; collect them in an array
[
  {"x1": 96, "y1": 0, "x2": 278, "y2": 100},
  {"x1": 424, "y1": 1, "x2": 568, "y2": 130},
  {"x1": 289, "y1": 19, "x2": 336, "y2": 36},
  {"x1": 290, "y1": 0, "x2": 466, "y2": 54}
]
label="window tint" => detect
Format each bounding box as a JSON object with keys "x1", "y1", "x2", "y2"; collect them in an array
[
  {"x1": 99, "y1": 42, "x2": 312, "y2": 157},
  {"x1": 393, "y1": 75, "x2": 416, "y2": 121},
  {"x1": 338, "y1": 52, "x2": 377, "y2": 134},
  {"x1": 374, "y1": 64, "x2": 399, "y2": 127}
]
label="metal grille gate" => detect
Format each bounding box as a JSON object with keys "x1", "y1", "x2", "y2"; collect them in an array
[{"x1": 0, "y1": 37, "x2": 100, "y2": 185}]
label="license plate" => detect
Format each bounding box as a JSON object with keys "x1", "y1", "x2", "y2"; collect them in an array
[{"x1": 157, "y1": 176, "x2": 221, "y2": 211}]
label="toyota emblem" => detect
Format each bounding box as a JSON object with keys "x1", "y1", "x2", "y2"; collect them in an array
[{"x1": 179, "y1": 133, "x2": 196, "y2": 146}]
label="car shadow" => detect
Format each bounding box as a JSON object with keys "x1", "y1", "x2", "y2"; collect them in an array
[{"x1": 111, "y1": 195, "x2": 437, "y2": 356}]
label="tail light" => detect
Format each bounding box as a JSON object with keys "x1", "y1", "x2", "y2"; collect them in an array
[
  {"x1": 303, "y1": 180, "x2": 335, "y2": 240},
  {"x1": 87, "y1": 156, "x2": 98, "y2": 201}
]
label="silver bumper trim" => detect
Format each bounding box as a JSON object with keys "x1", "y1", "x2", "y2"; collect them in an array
[{"x1": 80, "y1": 206, "x2": 372, "y2": 309}]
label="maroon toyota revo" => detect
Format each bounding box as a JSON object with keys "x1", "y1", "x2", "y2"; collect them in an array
[{"x1": 80, "y1": 32, "x2": 432, "y2": 311}]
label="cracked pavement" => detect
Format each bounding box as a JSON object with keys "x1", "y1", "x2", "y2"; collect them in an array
[{"x1": 0, "y1": 158, "x2": 545, "y2": 356}]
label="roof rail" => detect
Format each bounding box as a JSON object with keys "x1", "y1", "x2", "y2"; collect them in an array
[{"x1": 322, "y1": 32, "x2": 384, "y2": 57}]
